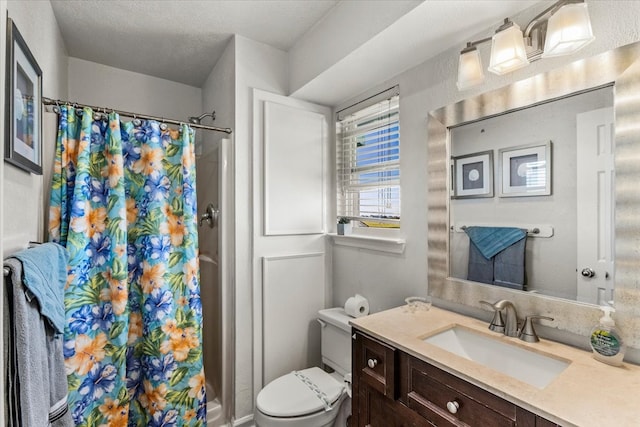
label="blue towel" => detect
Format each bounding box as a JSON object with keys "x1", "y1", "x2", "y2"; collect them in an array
[
  {"x1": 468, "y1": 242, "x2": 494, "y2": 285},
  {"x1": 464, "y1": 226, "x2": 526, "y2": 260},
  {"x1": 493, "y1": 238, "x2": 526, "y2": 290},
  {"x1": 10, "y1": 243, "x2": 68, "y2": 334}
]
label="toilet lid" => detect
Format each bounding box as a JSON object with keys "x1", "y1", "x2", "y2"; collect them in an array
[{"x1": 257, "y1": 367, "x2": 345, "y2": 417}]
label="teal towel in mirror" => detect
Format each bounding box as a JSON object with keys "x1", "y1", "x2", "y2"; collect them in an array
[{"x1": 464, "y1": 226, "x2": 526, "y2": 260}]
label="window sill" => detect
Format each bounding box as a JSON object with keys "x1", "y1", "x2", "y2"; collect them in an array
[{"x1": 328, "y1": 233, "x2": 406, "y2": 254}]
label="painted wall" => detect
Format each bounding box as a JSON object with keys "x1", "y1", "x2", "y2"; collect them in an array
[
  {"x1": 199, "y1": 37, "x2": 235, "y2": 423},
  {"x1": 68, "y1": 57, "x2": 201, "y2": 119},
  {"x1": 288, "y1": 0, "x2": 421, "y2": 94},
  {"x1": 232, "y1": 35, "x2": 289, "y2": 421},
  {"x1": 0, "y1": 2, "x2": 7, "y2": 424},
  {"x1": 201, "y1": 37, "x2": 236, "y2": 156},
  {"x1": 2, "y1": 0, "x2": 68, "y2": 244},
  {"x1": 0, "y1": 1, "x2": 66, "y2": 421},
  {"x1": 331, "y1": 1, "x2": 640, "y2": 318}
]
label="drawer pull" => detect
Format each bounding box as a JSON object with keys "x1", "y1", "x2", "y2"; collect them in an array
[
  {"x1": 367, "y1": 358, "x2": 378, "y2": 369},
  {"x1": 446, "y1": 400, "x2": 460, "y2": 414}
]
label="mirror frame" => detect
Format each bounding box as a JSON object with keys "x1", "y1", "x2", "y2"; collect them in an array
[{"x1": 427, "y1": 41, "x2": 640, "y2": 350}]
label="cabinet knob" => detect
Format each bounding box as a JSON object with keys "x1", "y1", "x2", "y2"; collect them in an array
[
  {"x1": 446, "y1": 400, "x2": 460, "y2": 414},
  {"x1": 367, "y1": 358, "x2": 378, "y2": 369}
]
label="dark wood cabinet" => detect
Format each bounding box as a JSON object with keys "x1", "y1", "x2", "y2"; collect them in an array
[{"x1": 352, "y1": 330, "x2": 560, "y2": 427}]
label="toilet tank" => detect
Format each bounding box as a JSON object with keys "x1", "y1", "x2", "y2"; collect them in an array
[{"x1": 318, "y1": 308, "x2": 353, "y2": 376}]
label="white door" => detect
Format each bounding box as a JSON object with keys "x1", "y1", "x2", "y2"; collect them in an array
[
  {"x1": 251, "y1": 89, "x2": 332, "y2": 391},
  {"x1": 576, "y1": 107, "x2": 614, "y2": 304}
]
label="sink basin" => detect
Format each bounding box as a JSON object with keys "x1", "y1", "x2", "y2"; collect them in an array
[{"x1": 423, "y1": 325, "x2": 570, "y2": 389}]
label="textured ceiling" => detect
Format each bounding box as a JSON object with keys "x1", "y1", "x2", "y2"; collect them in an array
[
  {"x1": 51, "y1": 0, "x2": 541, "y2": 93},
  {"x1": 51, "y1": 0, "x2": 339, "y2": 87}
]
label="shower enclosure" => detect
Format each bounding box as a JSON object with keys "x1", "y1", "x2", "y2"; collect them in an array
[{"x1": 196, "y1": 136, "x2": 233, "y2": 427}]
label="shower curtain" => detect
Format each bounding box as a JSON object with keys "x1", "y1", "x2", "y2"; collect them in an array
[{"x1": 49, "y1": 106, "x2": 206, "y2": 426}]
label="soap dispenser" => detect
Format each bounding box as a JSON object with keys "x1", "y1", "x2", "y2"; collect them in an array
[{"x1": 589, "y1": 306, "x2": 625, "y2": 366}]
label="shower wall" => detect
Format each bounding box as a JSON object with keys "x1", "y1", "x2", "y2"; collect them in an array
[{"x1": 196, "y1": 146, "x2": 222, "y2": 401}]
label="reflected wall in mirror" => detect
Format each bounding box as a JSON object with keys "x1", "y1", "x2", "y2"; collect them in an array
[
  {"x1": 427, "y1": 41, "x2": 640, "y2": 349},
  {"x1": 449, "y1": 86, "x2": 614, "y2": 304}
]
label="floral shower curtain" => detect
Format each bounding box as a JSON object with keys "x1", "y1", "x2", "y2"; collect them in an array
[{"x1": 49, "y1": 106, "x2": 206, "y2": 426}]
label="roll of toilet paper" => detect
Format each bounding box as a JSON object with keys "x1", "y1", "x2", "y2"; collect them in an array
[{"x1": 344, "y1": 294, "x2": 370, "y2": 318}]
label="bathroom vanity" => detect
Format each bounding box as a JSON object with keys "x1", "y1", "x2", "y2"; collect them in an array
[{"x1": 350, "y1": 307, "x2": 640, "y2": 427}]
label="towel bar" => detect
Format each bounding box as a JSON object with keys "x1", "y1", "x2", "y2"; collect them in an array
[
  {"x1": 452, "y1": 224, "x2": 554, "y2": 238},
  {"x1": 460, "y1": 225, "x2": 540, "y2": 234},
  {"x1": 3, "y1": 266, "x2": 10, "y2": 277}
]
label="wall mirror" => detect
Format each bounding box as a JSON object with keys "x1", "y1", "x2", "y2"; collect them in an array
[
  {"x1": 449, "y1": 85, "x2": 613, "y2": 304},
  {"x1": 427, "y1": 41, "x2": 640, "y2": 350}
]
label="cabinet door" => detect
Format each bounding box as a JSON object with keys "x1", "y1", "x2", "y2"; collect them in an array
[
  {"x1": 354, "y1": 331, "x2": 396, "y2": 397},
  {"x1": 358, "y1": 385, "x2": 432, "y2": 427}
]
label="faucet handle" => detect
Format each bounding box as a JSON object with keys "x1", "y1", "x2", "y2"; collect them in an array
[
  {"x1": 479, "y1": 300, "x2": 505, "y2": 334},
  {"x1": 519, "y1": 315, "x2": 554, "y2": 343}
]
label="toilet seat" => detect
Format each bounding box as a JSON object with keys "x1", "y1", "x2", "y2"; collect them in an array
[{"x1": 256, "y1": 367, "x2": 345, "y2": 418}]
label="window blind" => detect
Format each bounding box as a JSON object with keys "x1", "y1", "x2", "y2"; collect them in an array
[{"x1": 337, "y1": 93, "x2": 400, "y2": 226}]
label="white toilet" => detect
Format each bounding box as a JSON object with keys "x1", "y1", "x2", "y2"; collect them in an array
[{"x1": 255, "y1": 308, "x2": 353, "y2": 427}]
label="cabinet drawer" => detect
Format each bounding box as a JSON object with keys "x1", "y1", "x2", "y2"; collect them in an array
[
  {"x1": 403, "y1": 355, "x2": 517, "y2": 427},
  {"x1": 354, "y1": 332, "x2": 396, "y2": 398}
]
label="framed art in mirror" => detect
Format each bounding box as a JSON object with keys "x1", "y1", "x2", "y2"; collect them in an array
[
  {"x1": 452, "y1": 150, "x2": 493, "y2": 199},
  {"x1": 5, "y1": 17, "x2": 42, "y2": 175},
  {"x1": 499, "y1": 141, "x2": 551, "y2": 197}
]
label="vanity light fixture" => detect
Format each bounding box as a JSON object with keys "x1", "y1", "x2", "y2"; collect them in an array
[{"x1": 456, "y1": 0, "x2": 595, "y2": 90}]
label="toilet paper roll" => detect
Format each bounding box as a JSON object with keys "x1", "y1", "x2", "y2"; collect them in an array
[{"x1": 344, "y1": 294, "x2": 370, "y2": 318}]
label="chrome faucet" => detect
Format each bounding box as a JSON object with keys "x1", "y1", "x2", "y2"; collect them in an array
[{"x1": 480, "y1": 300, "x2": 520, "y2": 337}]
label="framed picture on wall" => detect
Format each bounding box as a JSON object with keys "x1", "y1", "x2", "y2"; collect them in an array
[
  {"x1": 499, "y1": 141, "x2": 551, "y2": 197},
  {"x1": 5, "y1": 17, "x2": 43, "y2": 175},
  {"x1": 452, "y1": 150, "x2": 493, "y2": 199}
]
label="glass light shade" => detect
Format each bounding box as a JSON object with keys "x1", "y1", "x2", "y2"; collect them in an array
[
  {"x1": 488, "y1": 23, "x2": 529, "y2": 75},
  {"x1": 542, "y1": 3, "x2": 595, "y2": 58},
  {"x1": 456, "y1": 47, "x2": 485, "y2": 90}
]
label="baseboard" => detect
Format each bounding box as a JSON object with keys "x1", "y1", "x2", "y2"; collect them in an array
[{"x1": 232, "y1": 414, "x2": 255, "y2": 427}]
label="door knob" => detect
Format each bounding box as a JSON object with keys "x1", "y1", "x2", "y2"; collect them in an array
[{"x1": 581, "y1": 268, "x2": 596, "y2": 278}]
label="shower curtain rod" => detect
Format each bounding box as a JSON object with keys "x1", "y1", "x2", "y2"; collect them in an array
[{"x1": 42, "y1": 97, "x2": 233, "y2": 134}]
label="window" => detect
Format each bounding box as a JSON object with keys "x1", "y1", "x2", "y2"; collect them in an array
[{"x1": 336, "y1": 89, "x2": 400, "y2": 229}]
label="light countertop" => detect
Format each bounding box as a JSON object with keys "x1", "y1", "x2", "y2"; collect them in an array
[{"x1": 350, "y1": 306, "x2": 640, "y2": 427}]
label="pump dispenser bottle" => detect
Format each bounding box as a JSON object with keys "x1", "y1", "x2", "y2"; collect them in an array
[{"x1": 589, "y1": 306, "x2": 625, "y2": 366}]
